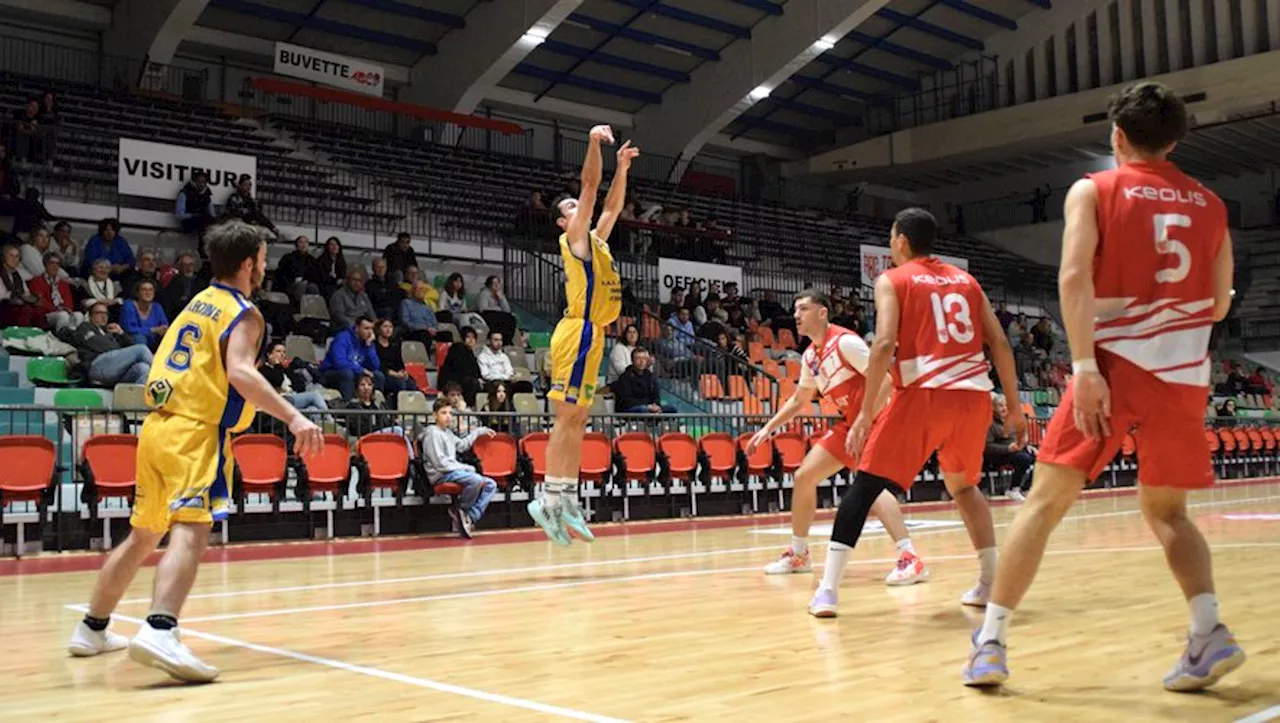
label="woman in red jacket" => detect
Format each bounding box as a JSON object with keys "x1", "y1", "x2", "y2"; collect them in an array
[{"x1": 27, "y1": 250, "x2": 82, "y2": 331}]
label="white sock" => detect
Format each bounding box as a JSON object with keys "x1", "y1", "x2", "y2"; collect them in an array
[
  {"x1": 790, "y1": 535, "x2": 808, "y2": 556},
  {"x1": 543, "y1": 477, "x2": 577, "y2": 509},
  {"x1": 1189, "y1": 593, "x2": 1219, "y2": 636},
  {"x1": 819, "y1": 541, "x2": 851, "y2": 592},
  {"x1": 978, "y1": 603, "x2": 1013, "y2": 645},
  {"x1": 977, "y1": 547, "x2": 998, "y2": 585},
  {"x1": 895, "y1": 537, "x2": 915, "y2": 555}
]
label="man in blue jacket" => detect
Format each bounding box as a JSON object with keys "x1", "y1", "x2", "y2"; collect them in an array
[{"x1": 320, "y1": 316, "x2": 381, "y2": 402}]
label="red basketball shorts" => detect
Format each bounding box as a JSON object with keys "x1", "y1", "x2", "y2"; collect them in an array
[
  {"x1": 857, "y1": 388, "x2": 992, "y2": 490},
  {"x1": 814, "y1": 421, "x2": 857, "y2": 470},
  {"x1": 1038, "y1": 353, "x2": 1214, "y2": 489}
]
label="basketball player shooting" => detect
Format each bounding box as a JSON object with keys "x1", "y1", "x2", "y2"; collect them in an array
[
  {"x1": 528, "y1": 125, "x2": 634, "y2": 545},
  {"x1": 963, "y1": 81, "x2": 1246, "y2": 691}
]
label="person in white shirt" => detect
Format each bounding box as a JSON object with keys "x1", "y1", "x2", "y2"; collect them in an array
[
  {"x1": 19, "y1": 227, "x2": 66, "y2": 281},
  {"x1": 82, "y1": 258, "x2": 122, "y2": 312},
  {"x1": 608, "y1": 324, "x2": 640, "y2": 383},
  {"x1": 476, "y1": 330, "x2": 514, "y2": 383}
]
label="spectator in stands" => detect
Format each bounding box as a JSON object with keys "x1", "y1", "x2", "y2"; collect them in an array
[
  {"x1": 476, "y1": 275, "x2": 511, "y2": 314},
  {"x1": 366, "y1": 257, "x2": 396, "y2": 319},
  {"x1": 685, "y1": 281, "x2": 704, "y2": 313},
  {"x1": 51, "y1": 221, "x2": 79, "y2": 273},
  {"x1": 441, "y1": 379, "x2": 473, "y2": 434},
  {"x1": 1007, "y1": 312, "x2": 1029, "y2": 340},
  {"x1": 329, "y1": 267, "x2": 376, "y2": 330},
  {"x1": 621, "y1": 280, "x2": 641, "y2": 318},
  {"x1": 608, "y1": 324, "x2": 641, "y2": 383},
  {"x1": 702, "y1": 293, "x2": 728, "y2": 325},
  {"x1": 1013, "y1": 331, "x2": 1040, "y2": 386},
  {"x1": 80, "y1": 219, "x2": 135, "y2": 279},
  {"x1": 260, "y1": 341, "x2": 331, "y2": 418},
  {"x1": 175, "y1": 170, "x2": 215, "y2": 242},
  {"x1": 1247, "y1": 367, "x2": 1273, "y2": 395},
  {"x1": 757, "y1": 290, "x2": 787, "y2": 326},
  {"x1": 223, "y1": 174, "x2": 276, "y2": 234},
  {"x1": 421, "y1": 397, "x2": 497, "y2": 539},
  {"x1": 10, "y1": 187, "x2": 53, "y2": 237},
  {"x1": 160, "y1": 252, "x2": 202, "y2": 321},
  {"x1": 480, "y1": 380, "x2": 518, "y2": 435},
  {"x1": 344, "y1": 373, "x2": 414, "y2": 452},
  {"x1": 653, "y1": 323, "x2": 696, "y2": 379},
  {"x1": 373, "y1": 318, "x2": 418, "y2": 397},
  {"x1": 1031, "y1": 317, "x2": 1054, "y2": 354},
  {"x1": 18, "y1": 226, "x2": 59, "y2": 280},
  {"x1": 995, "y1": 301, "x2": 1015, "y2": 333},
  {"x1": 667, "y1": 307, "x2": 696, "y2": 353},
  {"x1": 277, "y1": 235, "x2": 320, "y2": 302},
  {"x1": 716, "y1": 329, "x2": 749, "y2": 363},
  {"x1": 382, "y1": 232, "x2": 417, "y2": 284},
  {"x1": 985, "y1": 394, "x2": 1036, "y2": 502},
  {"x1": 1216, "y1": 399, "x2": 1237, "y2": 418},
  {"x1": 399, "y1": 280, "x2": 439, "y2": 345},
  {"x1": 477, "y1": 330, "x2": 514, "y2": 385},
  {"x1": 71, "y1": 302, "x2": 152, "y2": 385},
  {"x1": 438, "y1": 325, "x2": 483, "y2": 407},
  {"x1": 660, "y1": 286, "x2": 684, "y2": 321},
  {"x1": 122, "y1": 249, "x2": 161, "y2": 299},
  {"x1": 320, "y1": 316, "x2": 381, "y2": 403},
  {"x1": 10, "y1": 96, "x2": 44, "y2": 162},
  {"x1": 726, "y1": 305, "x2": 748, "y2": 334},
  {"x1": 82, "y1": 258, "x2": 123, "y2": 317},
  {"x1": 314, "y1": 236, "x2": 347, "y2": 299},
  {"x1": 721, "y1": 282, "x2": 742, "y2": 313},
  {"x1": 38, "y1": 90, "x2": 59, "y2": 126},
  {"x1": 437, "y1": 272, "x2": 466, "y2": 321},
  {"x1": 830, "y1": 300, "x2": 858, "y2": 333},
  {"x1": 1029, "y1": 183, "x2": 1051, "y2": 223},
  {"x1": 29, "y1": 251, "x2": 81, "y2": 331},
  {"x1": 0, "y1": 244, "x2": 45, "y2": 327},
  {"x1": 614, "y1": 348, "x2": 676, "y2": 414},
  {"x1": 121, "y1": 279, "x2": 168, "y2": 349}
]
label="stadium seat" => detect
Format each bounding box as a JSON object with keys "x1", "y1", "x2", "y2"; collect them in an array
[
  {"x1": 397, "y1": 391, "x2": 429, "y2": 415},
  {"x1": 761, "y1": 359, "x2": 781, "y2": 378},
  {"x1": 27, "y1": 357, "x2": 79, "y2": 387},
  {"x1": 699, "y1": 374, "x2": 725, "y2": 400},
  {"x1": 775, "y1": 377, "x2": 797, "y2": 407},
  {"x1": 54, "y1": 388, "x2": 105, "y2": 409},
  {"x1": 404, "y1": 363, "x2": 433, "y2": 394},
  {"x1": 756, "y1": 327, "x2": 775, "y2": 347},
  {"x1": 641, "y1": 315, "x2": 661, "y2": 340},
  {"x1": 79, "y1": 434, "x2": 138, "y2": 550},
  {"x1": 527, "y1": 332, "x2": 551, "y2": 349},
  {"x1": 297, "y1": 295, "x2": 329, "y2": 320},
  {"x1": 293, "y1": 433, "x2": 351, "y2": 538},
  {"x1": 401, "y1": 340, "x2": 429, "y2": 366},
  {"x1": 613, "y1": 432, "x2": 657, "y2": 519},
  {"x1": 231, "y1": 435, "x2": 289, "y2": 515},
  {"x1": 743, "y1": 394, "x2": 766, "y2": 416},
  {"x1": 513, "y1": 392, "x2": 541, "y2": 416},
  {"x1": 0, "y1": 436, "x2": 57, "y2": 557},
  {"x1": 657, "y1": 432, "x2": 698, "y2": 513},
  {"x1": 698, "y1": 433, "x2": 738, "y2": 511},
  {"x1": 503, "y1": 346, "x2": 528, "y2": 370},
  {"x1": 748, "y1": 342, "x2": 766, "y2": 364},
  {"x1": 473, "y1": 432, "x2": 518, "y2": 488},
  {"x1": 776, "y1": 329, "x2": 797, "y2": 351},
  {"x1": 783, "y1": 360, "x2": 800, "y2": 382},
  {"x1": 355, "y1": 432, "x2": 412, "y2": 535},
  {"x1": 519, "y1": 432, "x2": 550, "y2": 485},
  {"x1": 726, "y1": 375, "x2": 748, "y2": 401},
  {"x1": 736, "y1": 432, "x2": 774, "y2": 489},
  {"x1": 435, "y1": 342, "x2": 451, "y2": 374},
  {"x1": 285, "y1": 334, "x2": 316, "y2": 364},
  {"x1": 772, "y1": 432, "x2": 808, "y2": 476}
]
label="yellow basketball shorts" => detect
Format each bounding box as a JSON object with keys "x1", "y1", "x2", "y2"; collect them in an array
[
  {"x1": 547, "y1": 317, "x2": 606, "y2": 408},
  {"x1": 131, "y1": 412, "x2": 234, "y2": 533}
]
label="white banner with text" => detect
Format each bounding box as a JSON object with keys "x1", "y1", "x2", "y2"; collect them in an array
[
  {"x1": 117, "y1": 139, "x2": 256, "y2": 200},
  {"x1": 658, "y1": 257, "x2": 743, "y2": 297},
  {"x1": 859, "y1": 245, "x2": 969, "y2": 288},
  {"x1": 274, "y1": 41, "x2": 385, "y2": 96}
]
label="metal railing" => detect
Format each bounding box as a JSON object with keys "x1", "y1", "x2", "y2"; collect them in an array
[{"x1": 0, "y1": 35, "x2": 208, "y2": 100}]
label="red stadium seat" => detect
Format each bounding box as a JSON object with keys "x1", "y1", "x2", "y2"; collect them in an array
[
  {"x1": 657, "y1": 433, "x2": 698, "y2": 482},
  {"x1": 699, "y1": 433, "x2": 736, "y2": 479},
  {"x1": 699, "y1": 374, "x2": 725, "y2": 400},
  {"x1": 296, "y1": 433, "x2": 352, "y2": 538},
  {"x1": 435, "y1": 342, "x2": 451, "y2": 374},
  {"x1": 726, "y1": 375, "x2": 748, "y2": 401},
  {"x1": 355, "y1": 432, "x2": 412, "y2": 535},
  {"x1": 473, "y1": 433, "x2": 518, "y2": 489},
  {"x1": 231, "y1": 434, "x2": 289, "y2": 512},
  {"x1": 579, "y1": 432, "x2": 613, "y2": 483},
  {"x1": 519, "y1": 432, "x2": 550, "y2": 484},
  {"x1": 80, "y1": 434, "x2": 139, "y2": 550},
  {"x1": 614, "y1": 432, "x2": 657, "y2": 482},
  {"x1": 0, "y1": 436, "x2": 57, "y2": 557},
  {"x1": 773, "y1": 432, "x2": 808, "y2": 475},
  {"x1": 404, "y1": 363, "x2": 435, "y2": 394},
  {"x1": 736, "y1": 433, "x2": 773, "y2": 477}
]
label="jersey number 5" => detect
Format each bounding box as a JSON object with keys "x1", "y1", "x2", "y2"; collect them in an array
[
  {"x1": 165, "y1": 323, "x2": 202, "y2": 372},
  {"x1": 930, "y1": 292, "x2": 975, "y2": 344},
  {"x1": 1153, "y1": 213, "x2": 1192, "y2": 283}
]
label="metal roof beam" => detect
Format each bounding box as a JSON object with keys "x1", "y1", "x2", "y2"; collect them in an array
[
  {"x1": 343, "y1": 0, "x2": 464, "y2": 29},
  {"x1": 789, "y1": 75, "x2": 884, "y2": 104},
  {"x1": 208, "y1": 0, "x2": 436, "y2": 53},
  {"x1": 612, "y1": 0, "x2": 751, "y2": 38},
  {"x1": 540, "y1": 39, "x2": 690, "y2": 82},
  {"x1": 846, "y1": 30, "x2": 951, "y2": 69},
  {"x1": 567, "y1": 12, "x2": 720, "y2": 60},
  {"x1": 813, "y1": 54, "x2": 918, "y2": 89},
  {"x1": 935, "y1": 0, "x2": 1017, "y2": 29},
  {"x1": 726, "y1": 0, "x2": 783, "y2": 15},
  {"x1": 512, "y1": 63, "x2": 663, "y2": 104},
  {"x1": 875, "y1": 7, "x2": 983, "y2": 50}
]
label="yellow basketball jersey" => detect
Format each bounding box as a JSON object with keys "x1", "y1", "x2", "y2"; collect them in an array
[
  {"x1": 559, "y1": 231, "x2": 621, "y2": 326},
  {"x1": 144, "y1": 282, "x2": 259, "y2": 433}
]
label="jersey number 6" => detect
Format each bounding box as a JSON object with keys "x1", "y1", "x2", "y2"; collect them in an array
[{"x1": 165, "y1": 323, "x2": 202, "y2": 372}]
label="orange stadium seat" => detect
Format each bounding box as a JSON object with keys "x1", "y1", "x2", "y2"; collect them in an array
[
  {"x1": 776, "y1": 329, "x2": 797, "y2": 350},
  {"x1": 615, "y1": 431, "x2": 658, "y2": 519},
  {"x1": 473, "y1": 433, "x2": 518, "y2": 489},
  {"x1": 783, "y1": 360, "x2": 801, "y2": 382},
  {"x1": 296, "y1": 433, "x2": 352, "y2": 538},
  {"x1": 434, "y1": 342, "x2": 451, "y2": 374},
  {"x1": 80, "y1": 434, "x2": 139, "y2": 549},
  {"x1": 0, "y1": 436, "x2": 57, "y2": 557},
  {"x1": 355, "y1": 432, "x2": 412, "y2": 535},
  {"x1": 519, "y1": 432, "x2": 550, "y2": 484},
  {"x1": 775, "y1": 377, "x2": 797, "y2": 407},
  {"x1": 231, "y1": 434, "x2": 289, "y2": 513},
  {"x1": 736, "y1": 433, "x2": 773, "y2": 478},
  {"x1": 756, "y1": 327, "x2": 775, "y2": 347},
  {"x1": 579, "y1": 432, "x2": 613, "y2": 483},
  {"x1": 641, "y1": 315, "x2": 661, "y2": 341},
  {"x1": 657, "y1": 433, "x2": 698, "y2": 486},
  {"x1": 772, "y1": 432, "x2": 808, "y2": 475},
  {"x1": 743, "y1": 394, "x2": 766, "y2": 417},
  {"x1": 699, "y1": 433, "x2": 737, "y2": 480},
  {"x1": 404, "y1": 363, "x2": 435, "y2": 394},
  {"x1": 761, "y1": 359, "x2": 781, "y2": 378},
  {"x1": 726, "y1": 375, "x2": 748, "y2": 400},
  {"x1": 748, "y1": 342, "x2": 766, "y2": 364},
  {"x1": 699, "y1": 374, "x2": 725, "y2": 400},
  {"x1": 753, "y1": 374, "x2": 774, "y2": 401}
]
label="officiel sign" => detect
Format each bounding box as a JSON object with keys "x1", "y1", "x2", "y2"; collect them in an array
[
  {"x1": 274, "y1": 41, "x2": 385, "y2": 97},
  {"x1": 859, "y1": 244, "x2": 969, "y2": 288},
  {"x1": 118, "y1": 139, "x2": 256, "y2": 200},
  {"x1": 657, "y1": 257, "x2": 743, "y2": 297}
]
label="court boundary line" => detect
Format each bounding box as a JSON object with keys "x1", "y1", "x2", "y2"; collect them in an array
[
  {"x1": 100, "y1": 490, "x2": 1280, "y2": 607},
  {"x1": 1236, "y1": 705, "x2": 1280, "y2": 723},
  {"x1": 71, "y1": 611, "x2": 631, "y2": 723},
  {"x1": 70, "y1": 541, "x2": 1280, "y2": 624}
]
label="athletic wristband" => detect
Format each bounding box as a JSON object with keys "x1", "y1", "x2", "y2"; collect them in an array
[{"x1": 1072, "y1": 359, "x2": 1099, "y2": 375}]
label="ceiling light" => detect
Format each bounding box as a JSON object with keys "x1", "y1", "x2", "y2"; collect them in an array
[
  {"x1": 813, "y1": 37, "x2": 836, "y2": 52},
  {"x1": 749, "y1": 84, "x2": 772, "y2": 102},
  {"x1": 523, "y1": 26, "x2": 549, "y2": 45}
]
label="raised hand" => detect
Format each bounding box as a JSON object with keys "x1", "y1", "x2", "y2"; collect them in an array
[
  {"x1": 617, "y1": 139, "x2": 640, "y2": 167},
  {"x1": 589, "y1": 124, "x2": 615, "y2": 144}
]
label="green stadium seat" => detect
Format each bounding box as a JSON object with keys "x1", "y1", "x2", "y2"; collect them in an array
[
  {"x1": 528, "y1": 332, "x2": 552, "y2": 349},
  {"x1": 1, "y1": 326, "x2": 45, "y2": 342},
  {"x1": 53, "y1": 389, "x2": 106, "y2": 409},
  {"x1": 26, "y1": 357, "x2": 80, "y2": 387}
]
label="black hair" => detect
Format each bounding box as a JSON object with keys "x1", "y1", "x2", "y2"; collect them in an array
[
  {"x1": 433, "y1": 397, "x2": 453, "y2": 413},
  {"x1": 98, "y1": 218, "x2": 120, "y2": 234},
  {"x1": 461, "y1": 325, "x2": 478, "y2": 340},
  {"x1": 892, "y1": 208, "x2": 938, "y2": 256},
  {"x1": 442, "y1": 380, "x2": 463, "y2": 394},
  {"x1": 1108, "y1": 81, "x2": 1188, "y2": 153},
  {"x1": 630, "y1": 346, "x2": 650, "y2": 363},
  {"x1": 794, "y1": 289, "x2": 831, "y2": 310},
  {"x1": 552, "y1": 193, "x2": 574, "y2": 220},
  {"x1": 354, "y1": 315, "x2": 374, "y2": 328},
  {"x1": 204, "y1": 219, "x2": 269, "y2": 279},
  {"x1": 485, "y1": 275, "x2": 499, "y2": 288}
]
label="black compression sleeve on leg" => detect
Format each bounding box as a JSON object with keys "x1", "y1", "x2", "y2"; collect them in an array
[{"x1": 830, "y1": 472, "x2": 890, "y2": 548}]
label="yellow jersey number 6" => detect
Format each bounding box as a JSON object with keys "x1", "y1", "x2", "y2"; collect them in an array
[{"x1": 165, "y1": 323, "x2": 202, "y2": 372}]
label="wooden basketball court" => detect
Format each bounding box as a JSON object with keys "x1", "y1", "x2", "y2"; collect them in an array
[{"x1": 3, "y1": 480, "x2": 1279, "y2": 722}]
